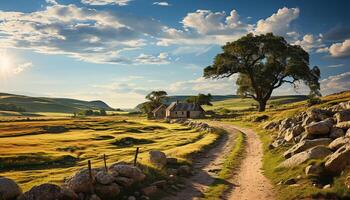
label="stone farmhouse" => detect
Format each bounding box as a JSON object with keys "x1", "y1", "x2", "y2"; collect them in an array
[{"x1": 152, "y1": 101, "x2": 204, "y2": 119}]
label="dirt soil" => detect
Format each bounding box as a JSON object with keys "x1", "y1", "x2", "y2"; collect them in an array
[{"x1": 161, "y1": 121, "x2": 275, "y2": 200}]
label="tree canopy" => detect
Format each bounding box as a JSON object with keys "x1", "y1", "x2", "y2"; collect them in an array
[
  {"x1": 186, "y1": 93, "x2": 213, "y2": 106},
  {"x1": 204, "y1": 33, "x2": 321, "y2": 111},
  {"x1": 140, "y1": 91, "x2": 168, "y2": 115}
]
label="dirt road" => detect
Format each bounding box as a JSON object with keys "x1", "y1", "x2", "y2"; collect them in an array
[
  {"x1": 162, "y1": 122, "x2": 275, "y2": 200},
  {"x1": 226, "y1": 125, "x2": 275, "y2": 200}
]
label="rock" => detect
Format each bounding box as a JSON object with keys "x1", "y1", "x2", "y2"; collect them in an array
[
  {"x1": 254, "y1": 115, "x2": 269, "y2": 122},
  {"x1": 109, "y1": 164, "x2": 145, "y2": 182},
  {"x1": 0, "y1": 177, "x2": 22, "y2": 200},
  {"x1": 306, "y1": 108, "x2": 332, "y2": 121},
  {"x1": 269, "y1": 139, "x2": 285, "y2": 149},
  {"x1": 95, "y1": 183, "x2": 120, "y2": 200},
  {"x1": 151, "y1": 180, "x2": 167, "y2": 189},
  {"x1": 149, "y1": 150, "x2": 167, "y2": 167},
  {"x1": 335, "y1": 121, "x2": 350, "y2": 129},
  {"x1": 325, "y1": 144, "x2": 350, "y2": 174},
  {"x1": 141, "y1": 186, "x2": 157, "y2": 196},
  {"x1": 95, "y1": 171, "x2": 114, "y2": 185},
  {"x1": 280, "y1": 118, "x2": 295, "y2": 130},
  {"x1": 89, "y1": 194, "x2": 101, "y2": 200},
  {"x1": 329, "y1": 127, "x2": 345, "y2": 139},
  {"x1": 302, "y1": 116, "x2": 314, "y2": 127},
  {"x1": 166, "y1": 158, "x2": 178, "y2": 165},
  {"x1": 21, "y1": 184, "x2": 77, "y2": 200},
  {"x1": 115, "y1": 177, "x2": 134, "y2": 187},
  {"x1": 305, "y1": 164, "x2": 323, "y2": 176},
  {"x1": 323, "y1": 184, "x2": 331, "y2": 189},
  {"x1": 177, "y1": 165, "x2": 191, "y2": 176},
  {"x1": 305, "y1": 119, "x2": 333, "y2": 135},
  {"x1": 347, "y1": 129, "x2": 350, "y2": 137},
  {"x1": 283, "y1": 138, "x2": 332, "y2": 158},
  {"x1": 329, "y1": 137, "x2": 350, "y2": 150},
  {"x1": 284, "y1": 178, "x2": 296, "y2": 185},
  {"x1": 278, "y1": 146, "x2": 332, "y2": 168},
  {"x1": 284, "y1": 125, "x2": 304, "y2": 142},
  {"x1": 66, "y1": 168, "x2": 96, "y2": 194},
  {"x1": 264, "y1": 121, "x2": 277, "y2": 130},
  {"x1": 334, "y1": 110, "x2": 350, "y2": 123},
  {"x1": 128, "y1": 196, "x2": 136, "y2": 200}
]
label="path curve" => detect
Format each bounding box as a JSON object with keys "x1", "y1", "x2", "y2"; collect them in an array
[
  {"x1": 162, "y1": 122, "x2": 275, "y2": 200},
  {"x1": 226, "y1": 125, "x2": 275, "y2": 200}
]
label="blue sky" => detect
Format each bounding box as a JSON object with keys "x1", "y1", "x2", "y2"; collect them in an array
[{"x1": 0, "y1": 0, "x2": 349, "y2": 108}]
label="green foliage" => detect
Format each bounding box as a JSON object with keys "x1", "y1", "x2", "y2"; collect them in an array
[
  {"x1": 141, "y1": 91, "x2": 168, "y2": 115},
  {"x1": 186, "y1": 93, "x2": 213, "y2": 106},
  {"x1": 204, "y1": 33, "x2": 321, "y2": 112},
  {"x1": 307, "y1": 94, "x2": 322, "y2": 106}
]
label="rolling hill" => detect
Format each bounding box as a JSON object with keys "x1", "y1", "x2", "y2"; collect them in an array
[{"x1": 0, "y1": 93, "x2": 114, "y2": 113}]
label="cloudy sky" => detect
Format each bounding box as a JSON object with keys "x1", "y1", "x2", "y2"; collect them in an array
[{"x1": 0, "y1": 0, "x2": 349, "y2": 108}]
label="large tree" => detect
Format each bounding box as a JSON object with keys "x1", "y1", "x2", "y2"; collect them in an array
[
  {"x1": 140, "y1": 91, "x2": 168, "y2": 115},
  {"x1": 186, "y1": 93, "x2": 213, "y2": 106},
  {"x1": 204, "y1": 33, "x2": 321, "y2": 112}
]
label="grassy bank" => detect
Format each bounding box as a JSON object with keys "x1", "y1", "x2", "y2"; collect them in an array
[{"x1": 202, "y1": 130, "x2": 245, "y2": 199}]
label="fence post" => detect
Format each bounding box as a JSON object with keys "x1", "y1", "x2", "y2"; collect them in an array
[
  {"x1": 103, "y1": 154, "x2": 108, "y2": 172},
  {"x1": 134, "y1": 147, "x2": 140, "y2": 166},
  {"x1": 88, "y1": 160, "x2": 94, "y2": 193}
]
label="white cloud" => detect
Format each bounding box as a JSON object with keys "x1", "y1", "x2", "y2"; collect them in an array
[
  {"x1": 46, "y1": 0, "x2": 58, "y2": 5},
  {"x1": 255, "y1": 7, "x2": 299, "y2": 36},
  {"x1": 329, "y1": 39, "x2": 350, "y2": 58},
  {"x1": 153, "y1": 2, "x2": 171, "y2": 6},
  {"x1": 135, "y1": 52, "x2": 170, "y2": 65},
  {"x1": 13, "y1": 62, "x2": 33, "y2": 74},
  {"x1": 81, "y1": 0, "x2": 132, "y2": 6},
  {"x1": 293, "y1": 34, "x2": 325, "y2": 52},
  {"x1": 321, "y1": 72, "x2": 350, "y2": 95},
  {"x1": 327, "y1": 64, "x2": 345, "y2": 68}
]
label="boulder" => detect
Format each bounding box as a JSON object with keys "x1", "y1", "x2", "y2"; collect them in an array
[
  {"x1": 279, "y1": 118, "x2": 295, "y2": 130},
  {"x1": 89, "y1": 194, "x2": 101, "y2": 200},
  {"x1": 335, "y1": 121, "x2": 350, "y2": 129},
  {"x1": 329, "y1": 127, "x2": 345, "y2": 139},
  {"x1": 305, "y1": 164, "x2": 323, "y2": 176},
  {"x1": 95, "y1": 171, "x2": 114, "y2": 185},
  {"x1": 325, "y1": 144, "x2": 350, "y2": 175},
  {"x1": 284, "y1": 125, "x2": 304, "y2": 142},
  {"x1": 329, "y1": 137, "x2": 350, "y2": 150},
  {"x1": 0, "y1": 177, "x2": 22, "y2": 200},
  {"x1": 66, "y1": 168, "x2": 96, "y2": 194},
  {"x1": 166, "y1": 158, "x2": 178, "y2": 165},
  {"x1": 141, "y1": 186, "x2": 157, "y2": 196},
  {"x1": 269, "y1": 139, "x2": 285, "y2": 149},
  {"x1": 95, "y1": 183, "x2": 120, "y2": 200},
  {"x1": 302, "y1": 116, "x2": 314, "y2": 127},
  {"x1": 278, "y1": 146, "x2": 332, "y2": 168},
  {"x1": 305, "y1": 119, "x2": 333, "y2": 135},
  {"x1": 334, "y1": 110, "x2": 350, "y2": 123},
  {"x1": 177, "y1": 165, "x2": 191, "y2": 176},
  {"x1": 20, "y1": 184, "x2": 77, "y2": 200},
  {"x1": 283, "y1": 138, "x2": 332, "y2": 158},
  {"x1": 151, "y1": 180, "x2": 167, "y2": 189},
  {"x1": 306, "y1": 108, "x2": 332, "y2": 121},
  {"x1": 347, "y1": 129, "x2": 350, "y2": 137},
  {"x1": 115, "y1": 177, "x2": 134, "y2": 187},
  {"x1": 263, "y1": 121, "x2": 277, "y2": 130},
  {"x1": 149, "y1": 151, "x2": 167, "y2": 168},
  {"x1": 109, "y1": 164, "x2": 145, "y2": 182}
]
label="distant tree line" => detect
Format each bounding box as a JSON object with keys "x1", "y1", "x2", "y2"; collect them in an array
[
  {"x1": 78, "y1": 109, "x2": 107, "y2": 116},
  {"x1": 0, "y1": 103, "x2": 26, "y2": 112}
]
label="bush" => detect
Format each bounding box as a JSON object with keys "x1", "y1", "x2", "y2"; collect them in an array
[{"x1": 0, "y1": 103, "x2": 26, "y2": 112}]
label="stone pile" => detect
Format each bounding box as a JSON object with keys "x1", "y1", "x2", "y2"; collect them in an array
[
  {"x1": 264, "y1": 100, "x2": 350, "y2": 187},
  {"x1": 169, "y1": 118, "x2": 215, "y2": 132}
]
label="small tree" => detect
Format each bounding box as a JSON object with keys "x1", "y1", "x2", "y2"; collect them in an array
[
  {"x1": 186, "y1": 93, "x2": 213, "y2": 106},
  {"x1": 99, "y1": 109, "x2": 107, "y2": 116},
  {"x1": 204, "y1": 33, "x2": 321, "y2": 112}
]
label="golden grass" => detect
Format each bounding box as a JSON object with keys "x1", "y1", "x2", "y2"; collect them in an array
[{"x1": 0, "y1": 116, "x2": 220, "y2": 191}]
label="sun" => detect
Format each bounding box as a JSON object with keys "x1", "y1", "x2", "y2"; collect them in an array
[{"x1": 0, "y1": 51, "x2": 14, "y2": 75}]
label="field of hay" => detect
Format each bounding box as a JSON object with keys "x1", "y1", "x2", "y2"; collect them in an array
[{"x1": 0, "y1": 115, "x2": 219, "y2": 191}]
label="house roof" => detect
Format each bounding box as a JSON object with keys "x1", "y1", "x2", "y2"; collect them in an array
[
  {"x1": 152, "y1": 104, "x2": 167, "y2": 113},
  {"x1": 166, "y1": 102, "x2": 204, "y2": 112}
]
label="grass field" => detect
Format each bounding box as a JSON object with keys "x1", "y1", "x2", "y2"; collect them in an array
[{"x1": 0, "y1": 115, "x2": 220, "y2": 191}]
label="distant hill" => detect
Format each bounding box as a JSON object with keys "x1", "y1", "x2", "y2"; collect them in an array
[{"x1": 0, "y1": 93, "x2": 114, "y2": 113}]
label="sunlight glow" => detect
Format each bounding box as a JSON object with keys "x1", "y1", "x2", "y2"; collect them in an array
[{"x1": 0, "y1": 50, "x2": 14, "y2": 76}]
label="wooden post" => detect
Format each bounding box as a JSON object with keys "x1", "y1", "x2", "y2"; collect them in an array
[
  {"x1": 88, "y1": 160, "x2": 94, "y2": 193},
  {"x1": 103, "y1": 154, "x2": 108, "y2": 172},
  {"x1": 134, "y1": 147, "x2": 140, "y2": 166}
]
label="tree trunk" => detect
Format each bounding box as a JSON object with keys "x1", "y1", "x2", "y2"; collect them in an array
[{"x1": 258, "y1": 100, "x2": 267, "y2": 112}]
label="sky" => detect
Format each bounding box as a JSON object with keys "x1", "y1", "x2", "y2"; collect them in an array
[{"x1": 0, "y1": 0, "x2": 349, "y2": 108}]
